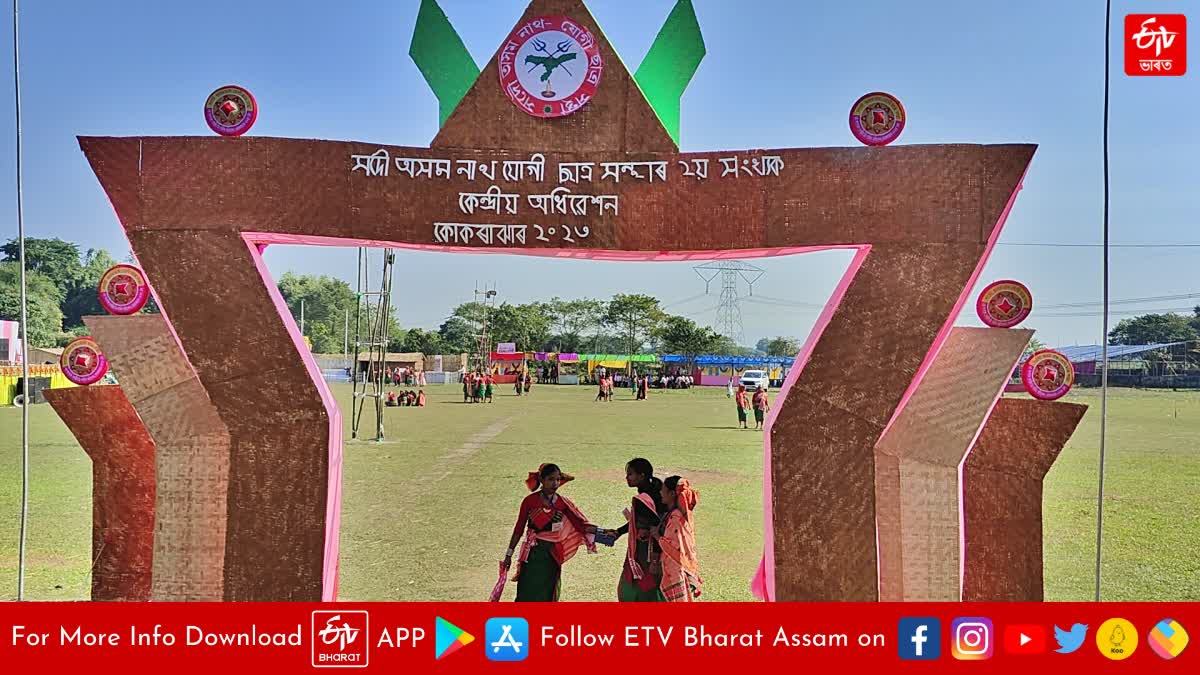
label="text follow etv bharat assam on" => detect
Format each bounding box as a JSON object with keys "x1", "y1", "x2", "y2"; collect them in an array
[
  {"x1": 540, "y1": 625, "x2": 888, "y2": 649},
  {"x1": 12, "y1": 624, "x2": 304, "y2": 648}
]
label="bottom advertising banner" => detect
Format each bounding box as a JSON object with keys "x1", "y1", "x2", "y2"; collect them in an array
[{"x1": 0, "y1": 602, "x2": 1194, "y2": 673}]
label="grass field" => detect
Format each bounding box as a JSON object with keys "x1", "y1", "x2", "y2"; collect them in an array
[{"x1": 1, "y1": 384, "x2": 1196, "y2": 601}]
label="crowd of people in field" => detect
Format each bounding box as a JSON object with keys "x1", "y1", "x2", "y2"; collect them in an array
[
  {"x1": 657, "y1": 374, "x2": 695, "y2": 389},
  {"x1": 382, "y1": 366, "x2": 425, "y2": 387},
  {"x1": 352, "y1": 366, "x2": 429, "y2": 408},
  {"x1": 461, "y1": 369, "x2": 536, "y2": 403},
  {"x1": 385, "y1": 389, "x2": 425, "y2": 407},
  {"x1": 365, "y1": 362, "x2": 773, "y2": 431}
]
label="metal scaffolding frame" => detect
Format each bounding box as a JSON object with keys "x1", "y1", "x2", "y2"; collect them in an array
[
  {"x1": 351, "y1": 247, "x2": 395, "y2": 441},
  {"x1": 471, "y1": 283, "x2": 498, "y2": 373}
]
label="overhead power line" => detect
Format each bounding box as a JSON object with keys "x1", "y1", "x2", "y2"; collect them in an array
[
  {"x1": 681, "y1": 305, "x2": 720, "y2": 320},
  {"x1": 660, "y1": 293, "x2": 711, "y2": 310},
  {"x1": 1035, "y1": 305, "x2": 1198, "y2": 318},
  {"x1": 1038, "y1": 292, "x2": 1200, "y2": 310},
  {"x1": 746, "y1": 293, "x2": 826, "y2": 309},
  {"x1": 998, "y1": 242, "x2": 1200, "y2": 248},
  {"x1": 742, "y1": 297, "x2": 822, "y2": 312}
]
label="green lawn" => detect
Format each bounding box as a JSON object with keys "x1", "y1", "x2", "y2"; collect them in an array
[{"x1": 0, "y1": 384, "x2": 1196, "y2": 601}]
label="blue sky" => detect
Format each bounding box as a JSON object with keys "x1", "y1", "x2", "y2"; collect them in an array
[{"x1": 0, "y1": 0, "x2": 1195, "y2": 347}]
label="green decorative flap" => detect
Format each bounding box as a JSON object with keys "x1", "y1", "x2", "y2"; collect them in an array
[
  {"x1": 634, "y1": 0, "x2": 706, "y2": 145},
  {"x1": 409, "y1": 0, "x2": 481, "y2": 127}
]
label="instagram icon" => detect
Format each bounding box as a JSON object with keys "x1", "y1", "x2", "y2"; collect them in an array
[{"x1": 951, "y1": 618, "x2": 994, "y2": 660}]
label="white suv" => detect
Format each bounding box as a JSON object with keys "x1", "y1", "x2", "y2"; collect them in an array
[{"x1": 740, "y1": 370, "x2": 769, "y2": 390}]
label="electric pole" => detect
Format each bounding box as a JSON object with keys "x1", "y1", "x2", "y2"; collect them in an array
[{"x1": 693, "y1": 260, "x2": 765, "y2": 345}]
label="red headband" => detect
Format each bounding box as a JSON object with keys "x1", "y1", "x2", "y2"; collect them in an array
[{"x1": 525, "y1": 464, "x2": 574, "y2": 492}]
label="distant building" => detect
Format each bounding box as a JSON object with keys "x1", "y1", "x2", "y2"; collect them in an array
[
  {"x1": 1034, "y1": 343, "x2": 1185, "y2": 375},
  {"x1": 355, "y1": 352, "x2": 424, "y2": 374},
  {"x1": 1017, "y1": 342, "x2": 1200, "y2": 389},
  {"x1": 28, "y1": 346, "x2": 64, "y2": 365}
]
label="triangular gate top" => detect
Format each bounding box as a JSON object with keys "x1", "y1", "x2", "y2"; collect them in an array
[{"x1": 431, "y1": 0, "x2": 677, "y2": 153}]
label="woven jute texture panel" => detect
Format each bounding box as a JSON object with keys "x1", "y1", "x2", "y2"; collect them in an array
[
  {"x1": 45, "y1": 386, "x2": 155, "y2": 601},
  {"x1": 87, "y1": 315, "x2": 230, "y2": 601},
  {"x1": 962, "y1": 398, "x2": 1087, "y2": 601},
  {"x1": 874, "y1": 327, "x2": 1031, "y2": 601},
  {"x1": 79, "y1": 144, "x2": 1032, "y2": 601}
]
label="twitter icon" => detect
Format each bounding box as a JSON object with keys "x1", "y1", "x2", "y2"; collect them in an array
[{"x1": 1054, "y1": 624, "x2": 1088, "y2": 654}]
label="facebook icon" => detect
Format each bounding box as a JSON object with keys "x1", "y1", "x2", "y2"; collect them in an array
[{"x1": 898, "y1": 618, "x2": 941, "y2": 660}]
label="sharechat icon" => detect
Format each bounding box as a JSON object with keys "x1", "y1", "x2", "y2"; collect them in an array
[
  {"x1": 1149, "y1": 619, "x2": 1188, "y2": 660},
  {"x1": 1054, "y1": 624, "x2": 1088, "y2": 654}
]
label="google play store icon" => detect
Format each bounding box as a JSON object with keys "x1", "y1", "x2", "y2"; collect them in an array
[{"x1": 435, "y1": 617, "x2": 475, "y2": 661}]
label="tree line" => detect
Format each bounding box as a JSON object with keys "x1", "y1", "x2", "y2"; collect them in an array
[
  {"x1": 0, "y1": 241, "x2": 800, "y2": 357},
  {"x1": 1108, "y1": 310, "x2": 1200, "y2": 346},
  {"x1": 275, "y1": 272, "x2": 804, "y2": 358},
  {"x1": 0, "y1": 237, "x2": 158, "y2": 347},
  {"x1": 14, "y1": 240, "x2": 1196, "y2": 358}
]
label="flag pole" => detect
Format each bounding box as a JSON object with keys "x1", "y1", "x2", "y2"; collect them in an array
[
  {"x1": 12, "y1": 0, "x2": 30, "y2": 601},
  {"x1": 1094, "y1": 0, "x2": 1112, "y2": 602}
]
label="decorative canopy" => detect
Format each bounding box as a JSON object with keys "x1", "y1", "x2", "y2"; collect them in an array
[{"x1": 660, "y1": 354, "x2": 796, "y2": 366}]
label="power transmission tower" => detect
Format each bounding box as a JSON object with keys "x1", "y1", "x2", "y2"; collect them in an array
[
  {"x1": 471, "y1": 283, "x2": 498, "y2": 372},
  {"x1": 351, "y1": 247, "x2": 395, "y2": 441},
  {"x1": 693, "y1": 260, "x2": 765, "y2": 345}
]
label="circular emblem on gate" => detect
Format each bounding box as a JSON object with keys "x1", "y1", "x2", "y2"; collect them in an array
[
  {"x1": 61, "y1": 337, "x2": 109, "y2": 386},
  {"x1": 498, "y1": 15, "x2": 603, "y2": 118},
  {"x1": 849, "y1": 92, "x2": 905, "y2": 146},
  {"x1": 1022, "y1": 349, "x2": 1074, "y2": 401},
  {"x1": 976, "y1": 280, "x2": 1033, "y2": 328},
  {"x1": 98, "y1": 264, "x2": 150, "y2": 315},
  {"x1": 204, "y1": 85, "x2": 257, "y2": 136}
]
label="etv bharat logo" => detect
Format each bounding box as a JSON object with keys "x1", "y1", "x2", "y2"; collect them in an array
[
  {"x1": 311, "y1": 611, "x2": 369, "y2": 668},
  {"x1": 1125, "y1": 14, "x2": 1187, "y2": 76}
]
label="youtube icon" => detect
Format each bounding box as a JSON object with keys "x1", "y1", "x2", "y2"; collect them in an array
[{"x1": 1003, "y1": 625, "x2": 1047, "y2": 655}]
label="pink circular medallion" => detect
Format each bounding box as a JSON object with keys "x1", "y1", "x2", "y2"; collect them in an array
[
  {"x1": 61, "y1": 337, "x2": 109, "y2": 386},
  {"x1": 98, "y1": 264, "x2": 150, "y2": 315},
  {"x1": 498, "y1": 16, "x2": 603, "y2": 118},
  {"x1": 976, "y1": 280, "x2": 1033, "y2": 328},
  {"x1": 205, "y1": 85, "x2": 257, "y2": 136},
  {"x1": 1022, "y1": 350, "x2": 1074, "y2": 401},
  {"x1": 849, "y1": 92, "x2": 905, "y2": 146}
]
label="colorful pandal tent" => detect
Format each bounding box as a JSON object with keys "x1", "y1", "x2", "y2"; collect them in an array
[
  {"x1": 1, "y1": 364, "x2": 79, "y2": 406},
  {"x1": 488, "y1": 352, "x2": 525, "y2": 361},
  {"x1": 581, "y1": 354, "x2": 656, "y2": 375},
  {"x1": 543, "y1": 352, "x2": 582, "y2": 384},
  {"x1": 659, "y1": 354, "x2": 796, "y2": 366},
  {"x1": 532, "y1": 352, "x2": 580, "y2": 362},
  {"x1": 488, "y1": 351, "x2": 527, "y2": 384},
  {"x1": 659, "y1": 354, "x2": 796, "y2": 387}
]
